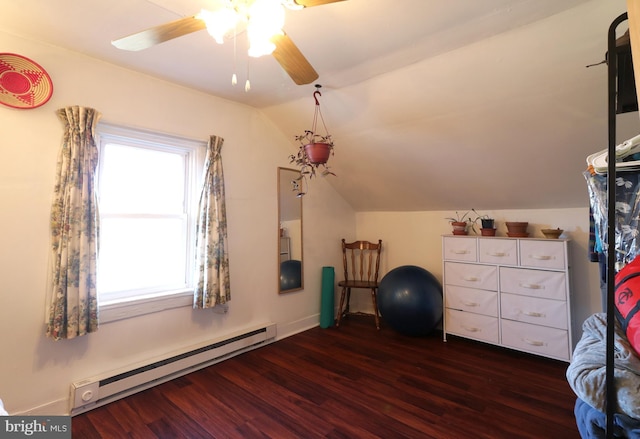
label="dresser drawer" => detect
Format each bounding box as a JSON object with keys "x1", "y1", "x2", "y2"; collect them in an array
[
  {"x1": 501, "y1": 293, "x2": 568, "y2": 329},
  {"x1": 499, "y1": 267, "x2": 567, "y2": 300},
  {"x1": 445, "y1": 309, "x2": 499, "y2": 344},
  {"x1": 501, "y1": 319, "x2": 570, "y2": 361},
  {"x1": 445, "y1": 285, "x2": 498, "y2": 317},
  {"x1": 443, "y1": 236, "x2": 477, "y2": 262},
  {"x1": 519, "y1": 240, "x2": 566, "y2": 270},
  {"x1": 445, "y1": 262, "x2": 497, "y2": 291},
  {"x1": 478, "y1": 238, "x2": 517, "y2": 265}
]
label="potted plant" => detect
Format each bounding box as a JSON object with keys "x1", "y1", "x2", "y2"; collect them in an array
[
  {"x1": 288, "y1": 85, "x2": 336, "y2": 192},
  {"x1": 506, "y1": 221, "x2": 529, "y2": 237},
  {"x1": 472, "y1": 209, "x2": 495, "y2": 236},
  {"x1": 289, "y1": 130, "x2": 336, "y2": 183},
  {"x1": 445, "y1": 211, "x2": 476, "y2": 235}
]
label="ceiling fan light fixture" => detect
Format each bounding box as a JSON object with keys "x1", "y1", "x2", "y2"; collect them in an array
[
  {"x1": 198, "y1": 8, "x2": 238, "y2": 44},
  {"x1": 247, "y1": 37, "x2": 277, "y2": 57},
  {"x1": 247, "y1": 0, "x2": 285, "y2": 57}
]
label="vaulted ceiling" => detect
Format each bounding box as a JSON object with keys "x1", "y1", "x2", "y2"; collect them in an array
[{"x1": 1, "y1": 0, "x2": 637, "y2": 211}]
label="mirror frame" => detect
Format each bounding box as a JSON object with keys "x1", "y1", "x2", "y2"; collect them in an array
[{"x1": 278, "y1": 167, "x2": 304, "y2": 294}]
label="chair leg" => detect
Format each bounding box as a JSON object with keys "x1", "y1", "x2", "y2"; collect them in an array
[
  {"x1": 344, "y1": 289, "x2": 351, "y2": 315},
  {"x1": 371, "y1": 288, "x2": 380, "y2": 330},
  {"x1": 336, "y1": 286, "x2": 347, "y2": 327}
]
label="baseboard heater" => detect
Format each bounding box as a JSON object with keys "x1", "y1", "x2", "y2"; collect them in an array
[{"x1": 70, "y1": 323, "x2": 276, "y2": 415}]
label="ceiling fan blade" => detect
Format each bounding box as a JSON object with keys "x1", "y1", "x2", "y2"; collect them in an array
[
  {"x1": 294, "y1": 0, "x2": 346, "y2": 7},
  {"x1": 271, "y1": 33, "x2": 319, "y2": 85},
  {"x1": 112, "y1": 15, "x2": 206, "y2": 51}
]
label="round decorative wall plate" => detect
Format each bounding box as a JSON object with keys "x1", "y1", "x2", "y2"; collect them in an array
[{"x1": 0, "y1": 53, "x2": 53, "y2": 109}]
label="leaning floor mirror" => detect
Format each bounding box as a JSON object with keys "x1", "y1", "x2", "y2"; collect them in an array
[{"x1": 278, "y1": 167, "x2": 303, "y2": 294}]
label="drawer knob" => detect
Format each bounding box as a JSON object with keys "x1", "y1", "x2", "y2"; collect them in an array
[
  {"x1": 461, "y1": 325, "x2": 481, "y2": 333},
  {"x1": 487, "y1": 252, "x2": 507, "y2": 257},
  {"x1": 462, "y1": 276, "x2": 479, "y2": 282},
  {"x1": 519, "y1": 283, "x2": 544, "y2": 290},
  {"x1": 523, "y1": 311, "x2": 545, "y2": 318},
  {"x1": 529, "y1": 254, "x2": 553, "y2": 261},
  {"x1": 461, "y1": 300, "x2": 479, "y2": 307},
  {"x1": 452, "y1": 250, "x2": 470, "y2": 255},
  {"x1": 523, "y1": 338, "x2": 545, "y2": 347}
]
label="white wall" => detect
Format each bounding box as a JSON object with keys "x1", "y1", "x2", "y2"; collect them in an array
[
  {"x1": 0, "y1": 30, "x2": 355, "y2": 415},
  {"x1": 354, "y1": 208, "x2": 601, "y2": 347}
]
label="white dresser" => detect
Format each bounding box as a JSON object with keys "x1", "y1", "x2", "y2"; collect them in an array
[{"x1": 442, "y1": 235, "x2": 572, "y2": 361}]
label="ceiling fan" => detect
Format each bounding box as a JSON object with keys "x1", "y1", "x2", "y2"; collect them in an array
[{"x1": 111, "y1": 0, "x2": 346, "y2": 86}]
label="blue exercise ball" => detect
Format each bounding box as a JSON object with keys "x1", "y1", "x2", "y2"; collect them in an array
[
  {"x1": 280, "y1": 260, "x2": 302, "y2": 290},
  {"x1": 378, "y1": 265, "x2": 443, "y2": 336}
]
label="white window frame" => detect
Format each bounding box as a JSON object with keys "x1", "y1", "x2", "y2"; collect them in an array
[{"x1": 96, "y1": 122, "x2": 206, "y2": 323}]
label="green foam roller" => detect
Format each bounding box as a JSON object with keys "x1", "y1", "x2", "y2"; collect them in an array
[{"x1": 320, "y1": 266, "x2": 335, "y2": 328}]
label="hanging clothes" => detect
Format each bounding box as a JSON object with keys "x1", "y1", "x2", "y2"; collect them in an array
[{"x1": 585, "y1": 135, "x2": 640, "y2": 272}]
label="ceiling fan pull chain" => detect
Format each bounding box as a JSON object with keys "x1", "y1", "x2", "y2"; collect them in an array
[
  {"x1": 231, "y1": 26, "x2": 238, "y2": 86},
  {"x1": 245, "y1": 56, "x2": 251, "y2": 92}
]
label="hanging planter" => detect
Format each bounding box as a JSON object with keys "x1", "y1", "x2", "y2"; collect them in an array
[
  {"x1": 304, "y1": 142, "x2": 332, "y2": 165},
  {"x1": 289, "y1": 85, "x2": 335, "y2": 194}
]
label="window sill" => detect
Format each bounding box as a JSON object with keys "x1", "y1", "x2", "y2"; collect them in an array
[{"x1": 99, "y1": 289, "x2": 193, "y2": 324}]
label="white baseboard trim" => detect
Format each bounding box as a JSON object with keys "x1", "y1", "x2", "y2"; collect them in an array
[
  {"x1": 12, "y1": 398, "x2": 69, "y2": 416},
  {"x1": 276, "y1": 314, "x2": 320, "y2": 340}
]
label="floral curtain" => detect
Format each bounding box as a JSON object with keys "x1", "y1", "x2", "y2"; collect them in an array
[
  {"x1": 47, "y1": 106, "x2": 101, "y2": 340},
  {"x1": 193, "y1": 135, "x2": 231, "y2": 308}
]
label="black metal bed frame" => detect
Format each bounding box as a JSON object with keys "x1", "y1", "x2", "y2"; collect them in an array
[{"x1": 605, "y1": 12, "x2": 632, "y2": 439}]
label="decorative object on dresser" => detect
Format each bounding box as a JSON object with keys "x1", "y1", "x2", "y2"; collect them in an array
[
  {"x1": 445, "y1": 210, "x2": 476, "y2": 235},
  {"x1": 541, "y1": 228, "x2": 564, "y2": 239},
  {"x1": 472, "y1": 209, "x2": 495, "y2": 236},
  {"x1": 441, "y1": 235, "x2": 572, "y2": 361},
  {"x1": 505, "y1": 221, "x2": 529, "y2": 237},
  {"x1": 480, "y1": 228, "x2": 496, "y2": 236}
]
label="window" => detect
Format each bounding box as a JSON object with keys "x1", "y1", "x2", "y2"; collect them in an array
[{"x1": 96, "y1": 123, "x2": 205, "y2": 320}]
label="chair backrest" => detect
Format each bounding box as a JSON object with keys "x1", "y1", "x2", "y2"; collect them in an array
[{"x1": 341, "y1": 239, "x2": 382, "y2": 284}]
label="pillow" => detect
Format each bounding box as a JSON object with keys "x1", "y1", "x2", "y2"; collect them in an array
[{"x1": 614, "y1": 256, "x2": 640, "y2": 354}]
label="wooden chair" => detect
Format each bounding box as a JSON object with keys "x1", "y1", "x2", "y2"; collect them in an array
[{"x1": 336, "y1": 239, "x2": 383, "y2": 329}]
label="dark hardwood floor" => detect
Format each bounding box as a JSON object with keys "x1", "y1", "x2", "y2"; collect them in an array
[{"x1": 72, "y1": 314, "x2": 580, "y2": 438}]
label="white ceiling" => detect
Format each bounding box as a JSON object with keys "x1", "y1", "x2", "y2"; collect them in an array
[{"x1": 1, "y1": 0, "x2": 638, "y2": 211}]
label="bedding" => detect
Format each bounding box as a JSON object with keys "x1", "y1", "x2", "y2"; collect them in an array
[
  {"x1": 566, "y1": 313, "x2": 640, "y2": 419},
  {"x1": 574, "y1": 398, "x2": 640, "y2": 438}
]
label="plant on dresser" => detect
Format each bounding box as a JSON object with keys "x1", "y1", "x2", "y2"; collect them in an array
[
  {"x1": 445, "y1": 210, "x2": 477, "y2": 235},
  {"x1": 441, "y1": 235, "x2": 572, "y2": 362},
  {"x1": 471, "y1": 209, "x2": 495, "y2": 236}
]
